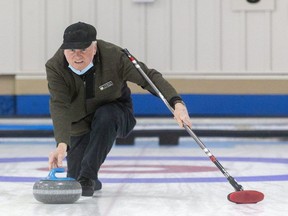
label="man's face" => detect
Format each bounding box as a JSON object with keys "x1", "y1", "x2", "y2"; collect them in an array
[{"x1": 64, "y1": 42, "x2": 97, "y2": 71}]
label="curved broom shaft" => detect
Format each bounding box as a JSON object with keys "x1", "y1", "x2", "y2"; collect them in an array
[{"x1": 122, "y1": 48, "x2": 243, "y2": 192}]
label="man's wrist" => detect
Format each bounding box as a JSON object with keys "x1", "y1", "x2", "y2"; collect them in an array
[
  {"x1": 173, "y1": 100, "x2": 186, "y2": 107},
  {"x1": 57, "y1": 142, "x2": 68, "y2": 151}
]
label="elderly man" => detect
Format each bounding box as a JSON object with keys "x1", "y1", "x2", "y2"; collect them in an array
[{"x1": 46, "y1": 22, "x2": 191, "y2": 196}]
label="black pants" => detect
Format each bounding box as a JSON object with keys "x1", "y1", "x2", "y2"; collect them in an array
[{"x1": 66, "y1": 102, "x2": 136, "y2": 180}]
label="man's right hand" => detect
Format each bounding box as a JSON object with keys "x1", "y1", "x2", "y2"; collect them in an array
[{"x1": 48, "y1": 142, "x2": 68, "y2": 170}]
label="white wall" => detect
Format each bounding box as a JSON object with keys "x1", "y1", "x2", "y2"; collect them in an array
[{"x1": 0, "y1": 0, "x2": 287, "y2": 76}]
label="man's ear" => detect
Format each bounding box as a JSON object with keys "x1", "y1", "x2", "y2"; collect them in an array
[{"x1": 93, "y1": 41, "x2": 97, "y2": 55}]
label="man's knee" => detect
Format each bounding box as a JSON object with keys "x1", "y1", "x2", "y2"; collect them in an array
[{"x1": 92, "y1": 103, "x2": 121, "y2": 126}]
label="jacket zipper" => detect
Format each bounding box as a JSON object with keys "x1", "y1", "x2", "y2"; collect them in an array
[{"x1": 82, "y1": 75, "x2": 86, "y2": 99}]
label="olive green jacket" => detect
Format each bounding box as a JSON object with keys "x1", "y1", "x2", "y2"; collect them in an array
[{"x1": 46, "y1": 40, "x2": 181, "y2": 146}]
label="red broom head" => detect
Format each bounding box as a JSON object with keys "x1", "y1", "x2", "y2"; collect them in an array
[{"x1": 227, "y1": 190, "x2": 264, "y2": 204}]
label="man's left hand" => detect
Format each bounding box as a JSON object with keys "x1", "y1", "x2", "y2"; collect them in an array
[{"x1": 173, "y1": 102, "x2": 192, "y2": 128}]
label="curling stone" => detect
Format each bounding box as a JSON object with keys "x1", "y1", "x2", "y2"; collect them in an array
[{"x1": 33, "y1": 167, "x2": 82, "y2": 204}]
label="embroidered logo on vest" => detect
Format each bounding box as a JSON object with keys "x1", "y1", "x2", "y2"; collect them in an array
[{"x1": 99, "y1": 81, "x2": 113, "y2": 90}]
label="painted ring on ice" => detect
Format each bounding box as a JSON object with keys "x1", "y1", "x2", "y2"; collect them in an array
[{"x1": 0, "y1": 156, "x2": 287, "y2": 183}]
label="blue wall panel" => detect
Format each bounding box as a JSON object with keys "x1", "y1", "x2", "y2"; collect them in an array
[
  {"x1": 0, "y1": 96, "x2": 15, "y2": 115},
  {"x1": 0, "y1": 94, "x2": 287, "y2": 117},
  {"x1": 180, "y1": 94, "x2": 288, "y2": 117},
  {"x1": 16, "y1": 95, "x2": 50, "y2": 116},
  {"x1": 133, "y1": 94, "x2": 288, "y2": 117}
]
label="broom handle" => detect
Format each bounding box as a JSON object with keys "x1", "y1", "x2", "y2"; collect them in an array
[{"x1": 122, "y1": 48, "x2": 243, "y2": 191}]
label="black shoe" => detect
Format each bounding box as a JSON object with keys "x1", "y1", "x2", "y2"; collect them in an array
[
  {"x1": 77, "y1": 176, "x2": 96, "y2": 196},
  {"x1": 94, "y1": 179, "x2": 102, "y2": 191}
]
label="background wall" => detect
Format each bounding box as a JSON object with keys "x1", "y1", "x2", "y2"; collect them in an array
[{"x1": 0, "y1": 0, "x2": 287, "y2": 116}]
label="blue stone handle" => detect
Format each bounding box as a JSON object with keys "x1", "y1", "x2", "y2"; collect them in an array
[{"x1": 46, "y1": 168, "x2": 75, "y2": 181}]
